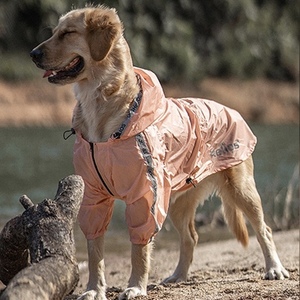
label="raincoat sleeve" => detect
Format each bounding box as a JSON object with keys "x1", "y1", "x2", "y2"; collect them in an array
[
  {"x1": 124, "y1": 132, "x2": 171, "y2": 245},
  {"x1": 73, "y1": 134, "x2": 115, "y2": 240}
]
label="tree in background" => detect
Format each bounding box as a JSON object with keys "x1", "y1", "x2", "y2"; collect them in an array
[{"x1": 0, "y1": 0, "x2": 298, "y2": 83}]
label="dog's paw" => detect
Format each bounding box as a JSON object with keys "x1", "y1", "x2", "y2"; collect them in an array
[
  {"x1": 118, "y1": 287, "x2": 146, "y2": 300},
  {"x1": 162, "y1": 274, "x2": 186, "y2": 284},
  {"x1": 265, "y1": 265, "x2": 289, "y2": 280},
  {"x1": 77, "y1": 290, "x2": 107, "y2": 300}
]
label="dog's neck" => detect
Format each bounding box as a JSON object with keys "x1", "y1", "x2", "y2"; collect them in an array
[{"x1": 72, "y1": 38, "x2": 139, "y2": 143}]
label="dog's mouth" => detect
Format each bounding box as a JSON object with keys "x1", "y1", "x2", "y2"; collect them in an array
[{"x1": 43, "y1": 56, "x2": 84, "y2": 83}]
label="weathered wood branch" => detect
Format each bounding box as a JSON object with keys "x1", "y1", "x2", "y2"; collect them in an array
[
  {"x1": 0, "y1": 175, "x2": 84, "y2": 300},
  {"x1": 0, "y1": 216, "x2": 29, "y2": 285}
]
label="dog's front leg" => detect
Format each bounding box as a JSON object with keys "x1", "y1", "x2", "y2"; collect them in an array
[
  {"x1": 119, "y1": 242, "x2": 152, "y2": 300},
  {"x1": 77, "y1": 236, "x2": 107, "y2": 300}
]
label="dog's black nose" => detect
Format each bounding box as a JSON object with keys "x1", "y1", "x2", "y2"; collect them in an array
[{"x1": 30, "y1": 48, "x2": 43, "y2": 61}]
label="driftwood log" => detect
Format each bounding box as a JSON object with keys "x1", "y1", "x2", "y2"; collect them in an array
[{"x1": 0, "y1": 175, "x2": 84, "y2": 300}]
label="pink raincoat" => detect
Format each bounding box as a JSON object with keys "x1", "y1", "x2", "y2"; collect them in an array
[{"x1": 73, "y1": 68, "x2": 257, "y2": 244}]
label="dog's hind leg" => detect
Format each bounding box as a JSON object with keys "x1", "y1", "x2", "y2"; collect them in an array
[
  {"x1": 163, "y1": 181, "x2": 214, "y2": 283},
  {"x1": 220, "y1": 156, "x2": 289, "y2": 280}
]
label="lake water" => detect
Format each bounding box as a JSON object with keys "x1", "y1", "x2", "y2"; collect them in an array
[{"x1": 0, "y1": 125, "x2": 298, "y2": 255}]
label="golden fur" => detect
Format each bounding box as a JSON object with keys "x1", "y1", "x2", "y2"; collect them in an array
[{"x1": 31, "y1": 6, "x2": 289, "y2": 300}]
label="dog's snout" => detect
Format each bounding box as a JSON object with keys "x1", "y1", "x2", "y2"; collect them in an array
[{"x1": 30, "y1": 48, "x2": 43, "y2": 62}]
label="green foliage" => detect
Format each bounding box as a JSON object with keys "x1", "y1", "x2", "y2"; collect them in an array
[{"x1": 0, "y1": 0, "x2": 298, "y2": 82}]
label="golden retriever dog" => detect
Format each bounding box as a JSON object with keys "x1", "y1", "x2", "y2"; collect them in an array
[{"x1": 30, "y1": 6, "x2": 289, "y2": 300}]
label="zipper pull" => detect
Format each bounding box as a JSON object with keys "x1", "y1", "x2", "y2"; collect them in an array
[{"x1": 186, "y1": 177, "x2": 196, "y2": 188}]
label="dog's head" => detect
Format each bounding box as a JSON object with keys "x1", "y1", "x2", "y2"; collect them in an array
[{"x1": 30, "y1": 6, "x2": 123, "y2": 84}]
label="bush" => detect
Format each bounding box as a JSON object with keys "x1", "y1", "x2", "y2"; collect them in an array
[{"x1": 0, "y1": 0, "x2": 298, "y2": 83}]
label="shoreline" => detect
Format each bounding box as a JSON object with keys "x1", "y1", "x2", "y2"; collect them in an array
[{"x1": 0, "y1": 78, "x2": 298, "y2": 127}]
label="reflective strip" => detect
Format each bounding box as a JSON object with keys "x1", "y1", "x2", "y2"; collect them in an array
[
  {"x1": 112, "y1": 75, "x2": 143, "y2": 139},
  {"x1": 135, "y1": 133, "x2": 160, "y2": 237}
]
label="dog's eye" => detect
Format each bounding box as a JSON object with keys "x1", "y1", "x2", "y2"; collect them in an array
[{"x1": 59, "y1": 30, "x2": 76, "y2": 39}]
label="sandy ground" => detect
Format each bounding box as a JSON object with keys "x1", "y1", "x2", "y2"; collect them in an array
[
  {"x1": 0, "y1": 229, "x2": 298, "y2": 299},
  {"x1": 64, "y1": 229, "x2": 299, "y2": 300}
]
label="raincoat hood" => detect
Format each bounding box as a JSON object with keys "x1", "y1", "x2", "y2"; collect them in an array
[{"x1": 117, "y1": 67, "x2": 167, "y2": 138}]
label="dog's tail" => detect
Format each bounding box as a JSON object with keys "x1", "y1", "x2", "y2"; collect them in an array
[{"x1": 222, "y1": 202, "x2": 249, "y2": 247}]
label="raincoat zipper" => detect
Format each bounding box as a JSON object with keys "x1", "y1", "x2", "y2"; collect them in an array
[{"x1": 89, "y1": 142, "x2": 114, "y2": 196}]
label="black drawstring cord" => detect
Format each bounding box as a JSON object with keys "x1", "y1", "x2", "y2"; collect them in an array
[{"x1": 63, "y1": 128, "x2": 75, "y2": 140}]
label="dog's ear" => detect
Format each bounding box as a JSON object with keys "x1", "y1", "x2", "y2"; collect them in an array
[{"x1": 85, "y1": 8, "x2": 122, "y2": 61}]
